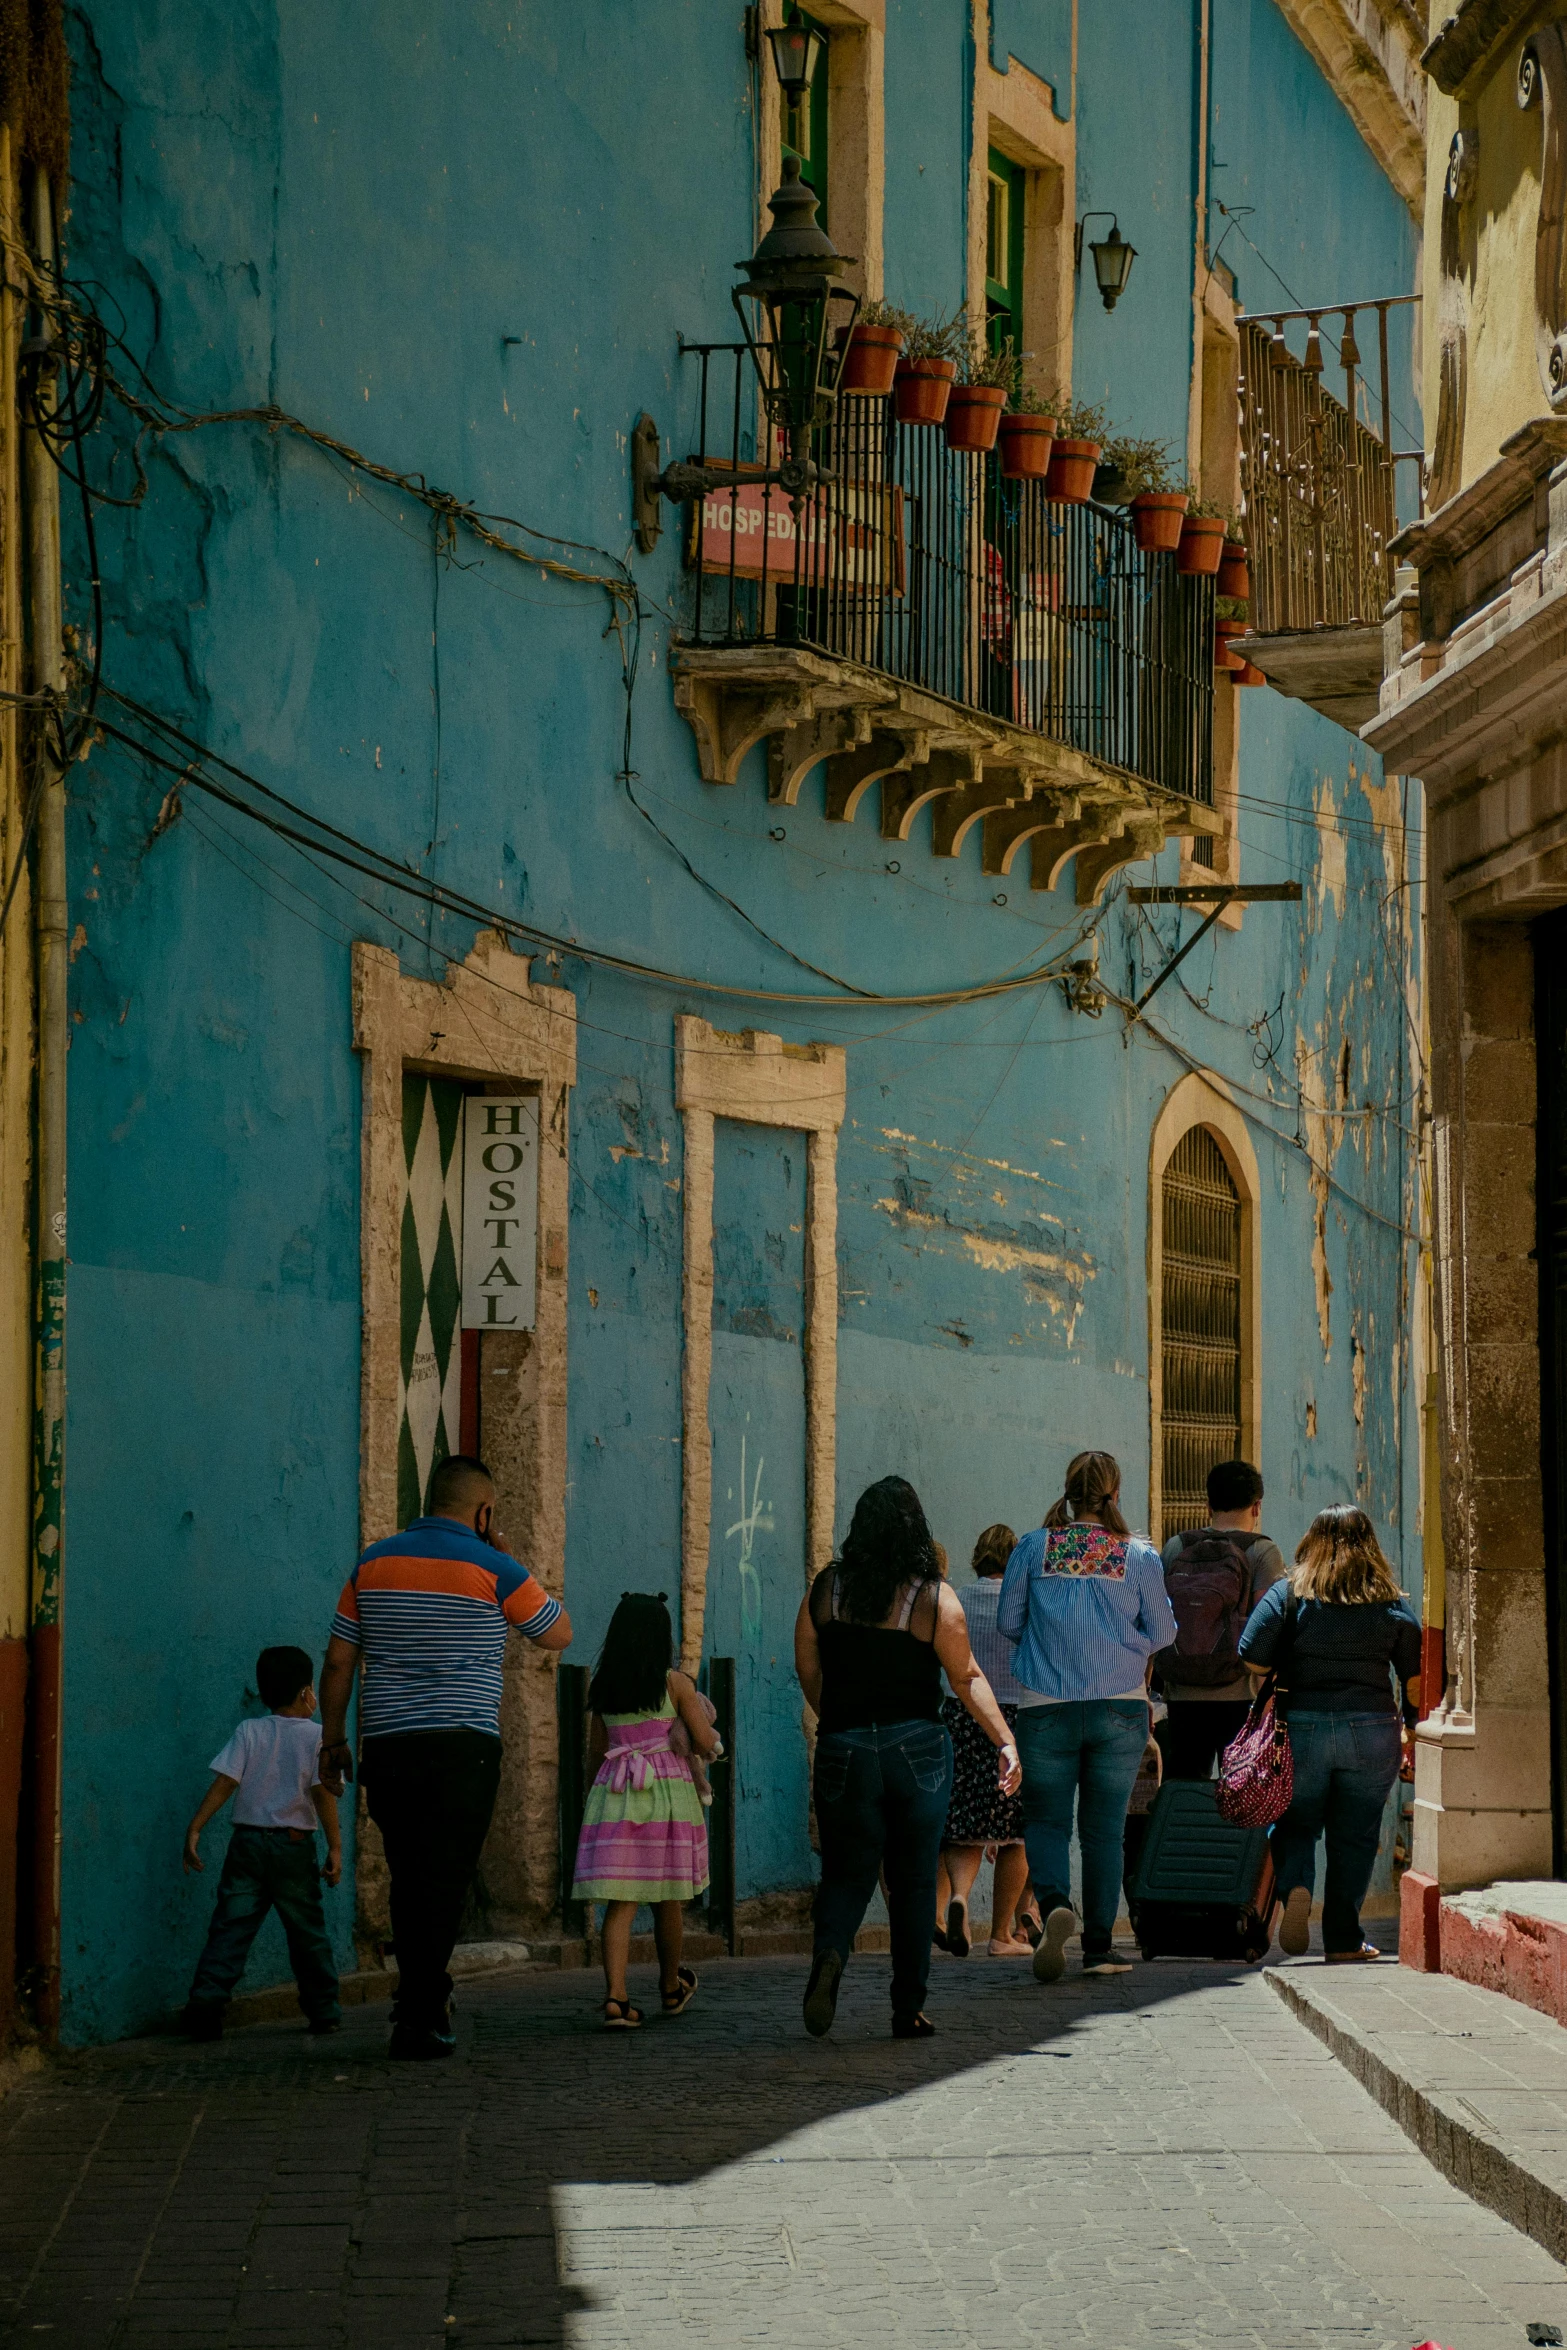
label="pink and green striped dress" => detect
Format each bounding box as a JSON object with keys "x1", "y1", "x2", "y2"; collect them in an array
[{"x1": 572, "y1": 1692, "x2": 709, "y2": 1904}]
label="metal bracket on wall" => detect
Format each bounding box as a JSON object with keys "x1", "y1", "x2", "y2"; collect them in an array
[{"x1": 1125, "y1": 882, "x2": 1303, "y2": 1016}]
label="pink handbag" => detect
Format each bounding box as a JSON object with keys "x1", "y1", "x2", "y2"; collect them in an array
[{"x1": 1216, "y1": 1593, "x2": 1298, "y2": 1828}]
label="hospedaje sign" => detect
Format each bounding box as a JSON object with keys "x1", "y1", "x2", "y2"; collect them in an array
[
  {"x1": 687, "y1": 463, "x2": 905, "y2": 592},
  {"x1": 461, "y1": 1096, "x2": 539, "y2": 1329}
]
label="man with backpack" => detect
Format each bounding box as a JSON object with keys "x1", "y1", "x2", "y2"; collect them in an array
[{"x1": 1156, "y1": 1460, "x2": 1287, "y2": 1780}]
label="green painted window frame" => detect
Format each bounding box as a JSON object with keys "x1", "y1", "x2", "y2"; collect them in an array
[
  {"x1": 782, "y1": 5, "x2": 830, "y2": 229},
  {"x1": 985, "y1": 145, "x2": 1026, "y2": 357}
]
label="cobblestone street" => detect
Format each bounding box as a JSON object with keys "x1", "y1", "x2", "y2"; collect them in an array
[{"x1": 1, "y1": 1951, "x2": 1564, "y2": 2349}]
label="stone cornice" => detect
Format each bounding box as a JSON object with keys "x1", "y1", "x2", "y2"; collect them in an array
[
  {"x1": 1270, "y1": 0, "x2": 1427, "y2": 214},
  {"x1": 1421, "y1": 0, "x2": 1538, "y2": 96},
  {"x1": 1361, "y1": 572, "x2": 1567, "y2": 789}
]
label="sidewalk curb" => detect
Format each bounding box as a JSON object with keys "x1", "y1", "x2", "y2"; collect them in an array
[{"x1": 1266, "y1": 1967, "x2": 1567, "y2": 2265}]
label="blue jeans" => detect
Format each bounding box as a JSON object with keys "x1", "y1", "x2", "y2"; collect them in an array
[
  {"x1": 813, "y1": 1719, "x2": 953, "y2": 2019},
  {"x1": 189, "y1": 1826, "x2": 340, "y2": 2023},
  {"x1": 1272, "y1": 1709, "x2": 1401, "y2": 1955},
  {"x1": 1016, "y1": 1701, "x2": 1149, "y2": 1953}
]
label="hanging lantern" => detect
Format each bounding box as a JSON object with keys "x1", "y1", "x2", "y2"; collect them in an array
[
  {"x1": 731, "y1": 153, "x2": 859, "y2": 506},
  {"x1": 764, "y1": 15, "x2": 824, "y2": 108}
]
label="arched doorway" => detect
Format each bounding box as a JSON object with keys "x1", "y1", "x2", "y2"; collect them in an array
[{"x1": 1160, "y1": 1126, "x2": 1243, "y2": 1535}]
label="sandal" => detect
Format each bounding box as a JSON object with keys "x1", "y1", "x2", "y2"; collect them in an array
[
  {"x1": 661, "y1": 1965, "x2": 698, "y2": 2015},
  {"x1": 602, "y1": 1997, "x2": 643, "y2": 2029}
]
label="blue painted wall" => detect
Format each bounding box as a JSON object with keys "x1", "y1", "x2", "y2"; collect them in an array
[{"x1": 58, "y1": 0, "x2": 1421, "y2": 2041}]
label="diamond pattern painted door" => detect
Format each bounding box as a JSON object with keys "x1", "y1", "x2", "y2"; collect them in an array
[{"x1": 399, "y1": 1075, "x2": 466, "y2": 1527}]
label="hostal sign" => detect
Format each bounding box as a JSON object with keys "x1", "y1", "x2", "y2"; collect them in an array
[{"x1": 461, "y1": 1096, "x2": 539, "y2": 1330}]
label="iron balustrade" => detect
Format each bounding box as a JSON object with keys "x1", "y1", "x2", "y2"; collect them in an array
[
  {"x1": 679, "y1": 344, "x2": 1214, "y2": 808},
  {"x1": 1237, "y1": 299, "x2": 1423, "y2": 637}
]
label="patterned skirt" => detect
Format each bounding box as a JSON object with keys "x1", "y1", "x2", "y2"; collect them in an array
[
  {"x1": 940, "y1": 1697, "x2": 1024, "y2": 1848},
  {"x1": 570, "y1": 1748, "x2": 709, "y2": 1908}
]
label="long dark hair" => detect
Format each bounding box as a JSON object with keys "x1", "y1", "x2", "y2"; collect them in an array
[
  {"x1": 1043, "y1": 1450, "x2": 1130, "y2": 1536},
  {"x1": 833, "y1": 1476, "x2": 940, "y2": 1624},
  {"x1": 589, "y1": 1592, "x2": 674, "y2": 1714}
]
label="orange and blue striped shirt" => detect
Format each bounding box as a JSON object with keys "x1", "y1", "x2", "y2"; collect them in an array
[{"x1": 331, "y1": 1516, "x2": 563, "y2": 1739}]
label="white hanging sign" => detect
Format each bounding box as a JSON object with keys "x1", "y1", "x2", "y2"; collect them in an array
[{"x1": 461, "y1": 1095, "x2": 539, "y2": 1330}]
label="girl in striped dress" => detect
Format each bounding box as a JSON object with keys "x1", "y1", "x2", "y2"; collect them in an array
[{"x1": 572, "y1": 1593, "x2": 719, "y2": 2028}]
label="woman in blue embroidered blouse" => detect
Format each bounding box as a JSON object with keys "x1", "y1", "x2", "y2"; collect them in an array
[{"x1": 998, "y1": 1450, "x2": 1177, "y2": 1982}]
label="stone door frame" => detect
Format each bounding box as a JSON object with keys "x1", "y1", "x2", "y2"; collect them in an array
[
  {"x1": 352, "y1": 934, "x2": 577, "y2": 1934},
  {"x1": 674, "y1": 1018, "x2": 846, "y2": 1672}
]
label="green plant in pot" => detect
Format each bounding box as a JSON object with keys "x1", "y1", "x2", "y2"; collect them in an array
[
  {"x1": 999, "y1": 367, "x2": 1058, "y2": 481},
  {"x1": 1045, "y1": 394, "x2": 1110, "y2": 505},
  {"x1": 1176, "y1": 493, "x2": 1232, "y2": 578},
  {"x1": 1098, "y1": 437, "x2": 1188, "y2": 553},
  {"x1": 1217, "y1": 525, "x2": 1250, "y2": 600},
  {"x1": 837, "y1": 298, "x2": 912, "y2": 397},
  {"x1": 945, "y1": 331, "x2": 1015, "y2": 455},
  {"x1": 893, "y1": 308, "x2": 966, "y2": 426}
]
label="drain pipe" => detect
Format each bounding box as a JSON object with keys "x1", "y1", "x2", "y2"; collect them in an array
[{"x1": 24, "y1": 165, "x2": 66, "y2": 2042}]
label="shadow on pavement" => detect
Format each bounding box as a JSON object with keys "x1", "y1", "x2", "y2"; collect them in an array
[{"x1": 0, "y1": 1939, "x2": 1338, "y2": 2348}]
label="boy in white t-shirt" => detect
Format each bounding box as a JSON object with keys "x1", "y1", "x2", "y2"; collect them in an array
[{"x1": 181, "y1": 1645, "x2": 342, "y2": 2039}]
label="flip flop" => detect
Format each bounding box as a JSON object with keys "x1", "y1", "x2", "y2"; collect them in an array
[{"x1": 661, "y1": 1965, "x2": 698, "y2": 2014}]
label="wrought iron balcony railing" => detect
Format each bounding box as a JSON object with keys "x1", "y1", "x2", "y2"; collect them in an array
[
  {"x1": 678, "y1": 344, "x2": 1214, "y2": 810},
  {"x1": 1237, "y1": 299, "x2": 1423, "y2": 637}
]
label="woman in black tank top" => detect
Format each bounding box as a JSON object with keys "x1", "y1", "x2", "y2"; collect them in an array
[{"x1": 794, "y1": 1476, "x2": 1020, "y2": 2041}]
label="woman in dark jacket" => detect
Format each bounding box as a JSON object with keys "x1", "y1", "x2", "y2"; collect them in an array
[
  {"x1": 794, "y1": 1476, "x2": 1019, "y2": 2041},
  {"x1": 1238, "y1": 1505, "x2": 1420, "y2": 1963}
]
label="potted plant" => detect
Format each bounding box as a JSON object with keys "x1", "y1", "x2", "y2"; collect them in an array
[
  {"x1": 945, "y1": 332, "x2": 1014, "y2": 455},
  {"x1": 1044, "y1": 396, "x2": 1109, "y2": 504},
  {"x1": 893, "y1": 310, "x2": 965, "y2": 426},
  {"x1": 1176, "y1": 496, "x2": 1230, "y2": 578},
  {"x1": 998, "y1": 369, "x2": 1057, "y2": 481},
  {"x1": 1218, "y1": 531, "x2": 1251, "y2": 600},
  {"x1": 836, "y1": 299, "x2": 910, "y2": 398},
  {"x1": 1101, "y1": 438, "x2": 1188, "y2": 553},
  {"x1": 1214, "y1": 593, "x2": 1249, "y2": 672}
]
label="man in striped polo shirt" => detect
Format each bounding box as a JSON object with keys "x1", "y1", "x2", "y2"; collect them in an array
[{"x1": 319, "y1": 1453, "x2": 572, "y2": 2059}]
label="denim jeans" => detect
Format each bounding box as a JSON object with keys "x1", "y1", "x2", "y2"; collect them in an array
[
  {"x1": 362, "y1": 1729, "x2": 503, "y2": 2030},
  {"x1": 189, "y1": 1826, "x2": 340, "y2": 2023},
  {"x1": 1271, "y1": 1708, "x2": 1401, "y2": 1955},
  {"x1": 1015, "y1": 1700, "x2": 1149, "y2": 1953},
  {"x1": 812, "y1": 1718, "x2": 953, "y2": 2020},
  {"x1": 1278, "y1": 1701, "x2": 1400, "y2": 1955}
]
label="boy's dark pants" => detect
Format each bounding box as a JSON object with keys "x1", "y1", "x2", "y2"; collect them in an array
[
  {"x1": 360, "y1": 1729, "x2": 502, "y2": 2031},
  {"x1": 189, "y1": 1826, "x2": 339, "y2": 2023}
]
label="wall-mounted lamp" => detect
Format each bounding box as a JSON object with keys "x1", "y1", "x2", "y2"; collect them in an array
[
  {"x1": 764, "y1": 15, "x2": 824, "y2": 107},
  {"x1": 1073, "y1": 212, "x2": 1137, "y2": 312},
  {"x1": 630, "y1": 153, "x2": 858, "y2": 554}
]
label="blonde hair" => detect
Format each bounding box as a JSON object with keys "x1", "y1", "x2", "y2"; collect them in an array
[
  {"x1": 1292, "y1": 1505, "x2": 1403, "y2": 1604},
  {"x1": 971, "y1": 1523, "x2": 1017, "y2": 1578},
  {"x1": 1043, "y1": 1451, "x2": 1129, "y2": 1537}
]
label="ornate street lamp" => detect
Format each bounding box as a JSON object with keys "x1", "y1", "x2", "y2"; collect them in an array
[
  {"x1": 1074, "y1": 213, "x2": 1138, "y2": 313},
  {"x1": 630, "y1": 152, "x2": 858, "y2": 551},
  {"x1": 730, "y1": 152, "x2": 859, "y2": 504}
]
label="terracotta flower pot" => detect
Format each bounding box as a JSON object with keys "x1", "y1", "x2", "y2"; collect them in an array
[
  {"x1": 1233, "y1": 660, "x2": 1266, "y2": 686},
  {"x1": 1176, "y1": 514, "x2": 1227, "y2": 576},
  {"x1": 997, "y1": 413, "x2": 1056, "y2": 480},
  {"x1": 893, "y1": 356, "x2": 956, "y2": 425},
  {"x1": 1045, "y1": 438, "x2": 1102, "y2": 504},
  {"x1": 1130, "y1": 491, "x2": 1190, "y2": 554},
  {"x1": 1214, "y1": 619, "x2": 1248, "y2": 673},
  {"x1": 836, "y1": 321, "x2": 903, "y2": 397},
  {"x1": 1217, "y1": 539, "x2": 1251, "y2": 599},
  {"x1": 944, "y1": 383, "x2": 1006, "y2": 453}
]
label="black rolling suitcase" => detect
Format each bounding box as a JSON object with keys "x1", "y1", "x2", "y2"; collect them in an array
[{"x1": 1127, "y1": 1779, "x2": 1276, "y2": 1964}]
